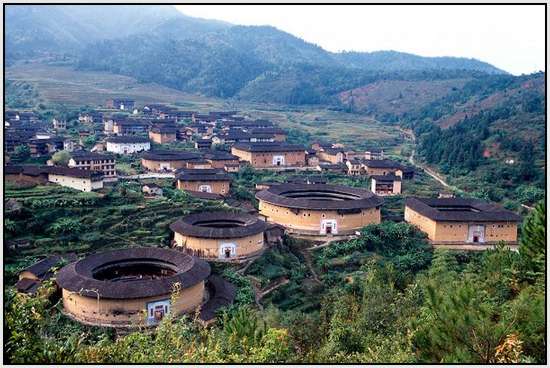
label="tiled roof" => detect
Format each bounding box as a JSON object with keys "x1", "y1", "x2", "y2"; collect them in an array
[
  {"x1": 56, "y1": 248, "x2": 210, "y2": 299},
  {"x1": 405, "y1": 197, "x2": 522, "y2": 222}
]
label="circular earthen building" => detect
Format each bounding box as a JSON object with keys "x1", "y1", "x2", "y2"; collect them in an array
[
  {"x1": 256, "y1": 183, "x2": 383, "y2": 236},
  {"x1": 56, "y1": 247, "x2": 211, "y2": 328},
  {"x1": 170, "y1": 212, "x2": 268, "y2": 261}
]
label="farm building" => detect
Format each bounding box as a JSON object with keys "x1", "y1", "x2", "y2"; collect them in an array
[
  {"x1": 231, "y1": 142, "x2": 306, "y2": 168},
  {"x1": 175, "y1": 169, "x2": 231, "y2": 195},
  {"x1": 149, "y1": 125, "x2": 177, "y2": 144},
  {"x1": 142, "y1": 183, "x2": 163, "y2": 197},
  {"x1": 404, "y1": 197, "x2": 521, "y2": 245},
  {"x1": 141, "y1": 150, "x2": 202, "y2": 172},
  {"x1": 256, "y1": 183, "x2": 383, "y2": 236},
  {"x1": 16, "y1": 254, "x2": 76, "y2": 294},
  {"x1": 370, "y1": 175, "x2": 402, "y2": 196},
  {"x1": 170, "y1": 212, "x2": 268, "y2": 261},
  {"x1": 112, "y1": 119, "x2": 149, "y2": 135},
  {"x1": 47, "y1": 166, "x2": 104, "y2": 192},
  {"x1": 202, "y1": 150, "x2": 240, "y2": 169},
  {"x1": 68, "y1": 151, "x2": 117, "y2": 182},
  {"x1": 56, "y1": 248, "x2": 234, "y2": 328},
  {"x1": 106, "y1": 136, "x2": 151, "y2": 154},
  {"x1": 362, "y1": 159, "x2": 403, "y2": 176},
  {"x1": 365, "y1": 148, "x2": 384, "y2": 160},
  {"x1": 105, "y1": 98, "x2": 135, "y2": 110}
]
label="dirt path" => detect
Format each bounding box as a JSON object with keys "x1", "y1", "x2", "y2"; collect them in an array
[
  {"x1": 402, "y1": 127, "x2": 453, "y2": 190},
  {"x1": 303, "y1": 250, "x2": 321, "y2": 284}
]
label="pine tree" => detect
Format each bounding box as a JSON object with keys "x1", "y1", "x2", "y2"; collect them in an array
[{"x1": 518, "y1": 200, "x2": 545, "y2": 283}]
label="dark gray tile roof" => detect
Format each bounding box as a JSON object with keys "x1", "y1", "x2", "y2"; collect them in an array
[
  {"x1": 142, "y1": 150, "x2": 201, "y2": 161},
  {"x1": 170, "y1": 211, "x2": 268, "y2": 239},
  {"x1": 371, "y1": 175, "x2": 401, "y2": 182},
  {"x1": 405, "y1": 197, "x2": 522, "y2": 222},
  {"x1": 176, "y1": 169, "x2": 232, "y2": 182},
  {"x1": 364, "y1": 159, "x2": 403, "y2": 169},
  {"x1": 232, "y1": 142, "x2": 305, "y2": 152},
  {"x1": 199, "y1": 275, "x2": 236, "y2": 322},
  {"x1": 56, "y1": 248, "x2": 210, "y2": 299},
  {"x1": 256, "y1": 183, "x2": 383, "y2": 210},
  {"x1": 106, "y1": 136, "x2": 150, "y2": 144}
]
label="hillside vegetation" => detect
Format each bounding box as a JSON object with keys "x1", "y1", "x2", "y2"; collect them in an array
[{"x1": 6, "y1": 5, "x2": 506, "y2": 104}]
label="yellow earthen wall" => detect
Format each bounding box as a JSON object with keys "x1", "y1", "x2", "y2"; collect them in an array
[
  {"x1": 258, "y1": 201, "x2": 381, "y2": 234},
  {"x1": 176, "y1": 180, "x2": 230, "y2": 194},
  {"x1": 173, "y1": 232, "x2": 264, "y2": 259},
  {"x1": 62, "y1": 281, "x2": 204, "y2": 327},
  {"x1": 405, "y1": 206, "x2": 518, "y2": 242}
]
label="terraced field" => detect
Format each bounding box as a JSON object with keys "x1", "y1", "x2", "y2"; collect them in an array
[{"x1": 6, "y1": 63, "x2": 404, "y2": 152}]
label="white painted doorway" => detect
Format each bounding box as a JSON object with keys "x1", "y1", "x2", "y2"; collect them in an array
[
  {"x1": 219, "y1": 242, "x2": 237, "y2": 259},
  {"x1": 146, "y1": 299, "x2": 171, "y2": 325},
  {"x1": 272, "y1": 155, "x2": 285, "y2": 166},
  {"x1": 468, "y1": 224, "x2": 485, "y2": 243},
  {"x1": 199, "y1": 184, "x2": 212, "y2": 193},
  {"x1": 320, "y1": 219, "x2": 338, "y2": 235}
]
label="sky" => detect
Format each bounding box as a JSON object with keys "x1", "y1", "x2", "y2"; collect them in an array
[{"x1": 175, "y1": 5, "x2": 545, "y2": 75}]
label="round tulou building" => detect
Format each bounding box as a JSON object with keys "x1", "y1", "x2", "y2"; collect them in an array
[
  {"x1": 55, "y1": 247, "x2": 231, "y2": 328},
  {"x1": 256, "y1": 183, "x2": 383, "y2": 236},
  {"x1": 170, "y1": 211, "x2": 268, "y2": 262}
]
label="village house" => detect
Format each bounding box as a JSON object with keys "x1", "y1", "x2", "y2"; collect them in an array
[
  {"x1": 404, "y1": 197, "x2": 521, "y2": 245},
  {"x1": 63, "y1": 139, "x2": 77, "y2": 152},
  {"x1": 195, "y1": 138, "x2": 213, "y2": 150},
  {"x1": 362, "y1": 159, "x2": 403, "y2": 176},
  {"x1": 78, "y1": 112, "x2": 102, "y2": 125},
  {"x1": 142, "y1": 183, "x2": 164, "y2": 197},
  {"x1": 316, "y1": 147, "x2": 345, "y2": 164},
  {"x1": 202, "y1": 150, "x2": 240, "y2": 169},
  {"x1": 345, "y1": 158, "x2": 364, "y2": 175},
  {"x1": 16, "y1": 255, "x2": 74, "y2": 294},
  {"x1": 306, "y1": 150, "x2": 320, "y2": 166},
  {"x1": 370, "y1": 175, "x2": 402, "y2": 196},
  {"x1": 175, "y1": 169, "x2": 232, "y2": 195},
  {"x1": 316, "y1": 162, "x2": 348, "y2": 174},
  {"x1": 5, "y1": 165, "x2": 50, "y2": 185},
  {"x1": 170, "y1": 211, "x2": 267, "y2": 262},
  {"x1": 106, "y1": 98, "x2": 135, "y2": 110},
  {"x1": 365, "y1": 148, "x2": 384, "y2": 160},
  {"x1": 231, "y1": 142, "x2": 306, "y2": 168},
  {"x1": 52, "y1": 118, "x2": 67, "y2": 130},
  {"x1": 149, "y1": 125, "x2": 177, "y2": 144},
  {"x1": 185, "y1": 158, "x2": 212, "y2": 170},
  {"x1": 47, "y1": 166, "x2": 104, "y2": 192},
  {"x1": 113, "y1": 119, "x2": 149, "y2": 135},
  {"x1": 249, "y1": 127, "x2": 287, "y2": 142},
  {"x1": 106, "y1": 136, "x2": 151, "y2": 154},
  {"x1": 28, "y1": 136, "x2": 64, "y2": 157},
  {"x1": 395, "y1": 166, "x2": 415, "y2": 180},
  {"x1": 141, "y1": 150, "x2": 202, "y2": 172},
  {"x1": 68, "y1": 151, "x2": 117, "y2": 181}
]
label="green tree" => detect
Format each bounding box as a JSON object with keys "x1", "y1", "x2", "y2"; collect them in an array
[
  {"x1": 13, "y1": 145, "x2": 31, "y2": 162},
  {"x1": 51, "y1": 150, "x2": 71, "y2": 166},
  {"x1": 518, "y1": 200, "x2": 545, "y2": 283}
]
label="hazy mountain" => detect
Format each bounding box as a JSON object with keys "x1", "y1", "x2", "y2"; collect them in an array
[
  {"x1": 4, "y1": 5, "x2": 228, "y2": 62},
  {"x1": 334, "y1": 50, "x2": 505, "y2": 74},
  {"x1": 6, "y1": 4, "x2": 507, "y2": 103}
]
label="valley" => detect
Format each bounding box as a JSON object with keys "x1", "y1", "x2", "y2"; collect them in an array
[{"x1": 3, "y1": 4, "x2": 545, "y2": 365}]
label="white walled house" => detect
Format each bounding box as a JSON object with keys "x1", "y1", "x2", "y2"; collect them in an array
[
  {"x1": 105, "y1": 136, "x2": 151, "y2": 155},
  {"x1": 47, "y1": 167, "x2": 104, "y2": 192}
]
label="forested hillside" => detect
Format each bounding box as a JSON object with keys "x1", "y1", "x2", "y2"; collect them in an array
[
  {"x1": 6, "y1": 5, "x2": 506, "y2": 103},
  {"x1": 407, "y1": 73, "x2": 545, "y2": 207}
]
